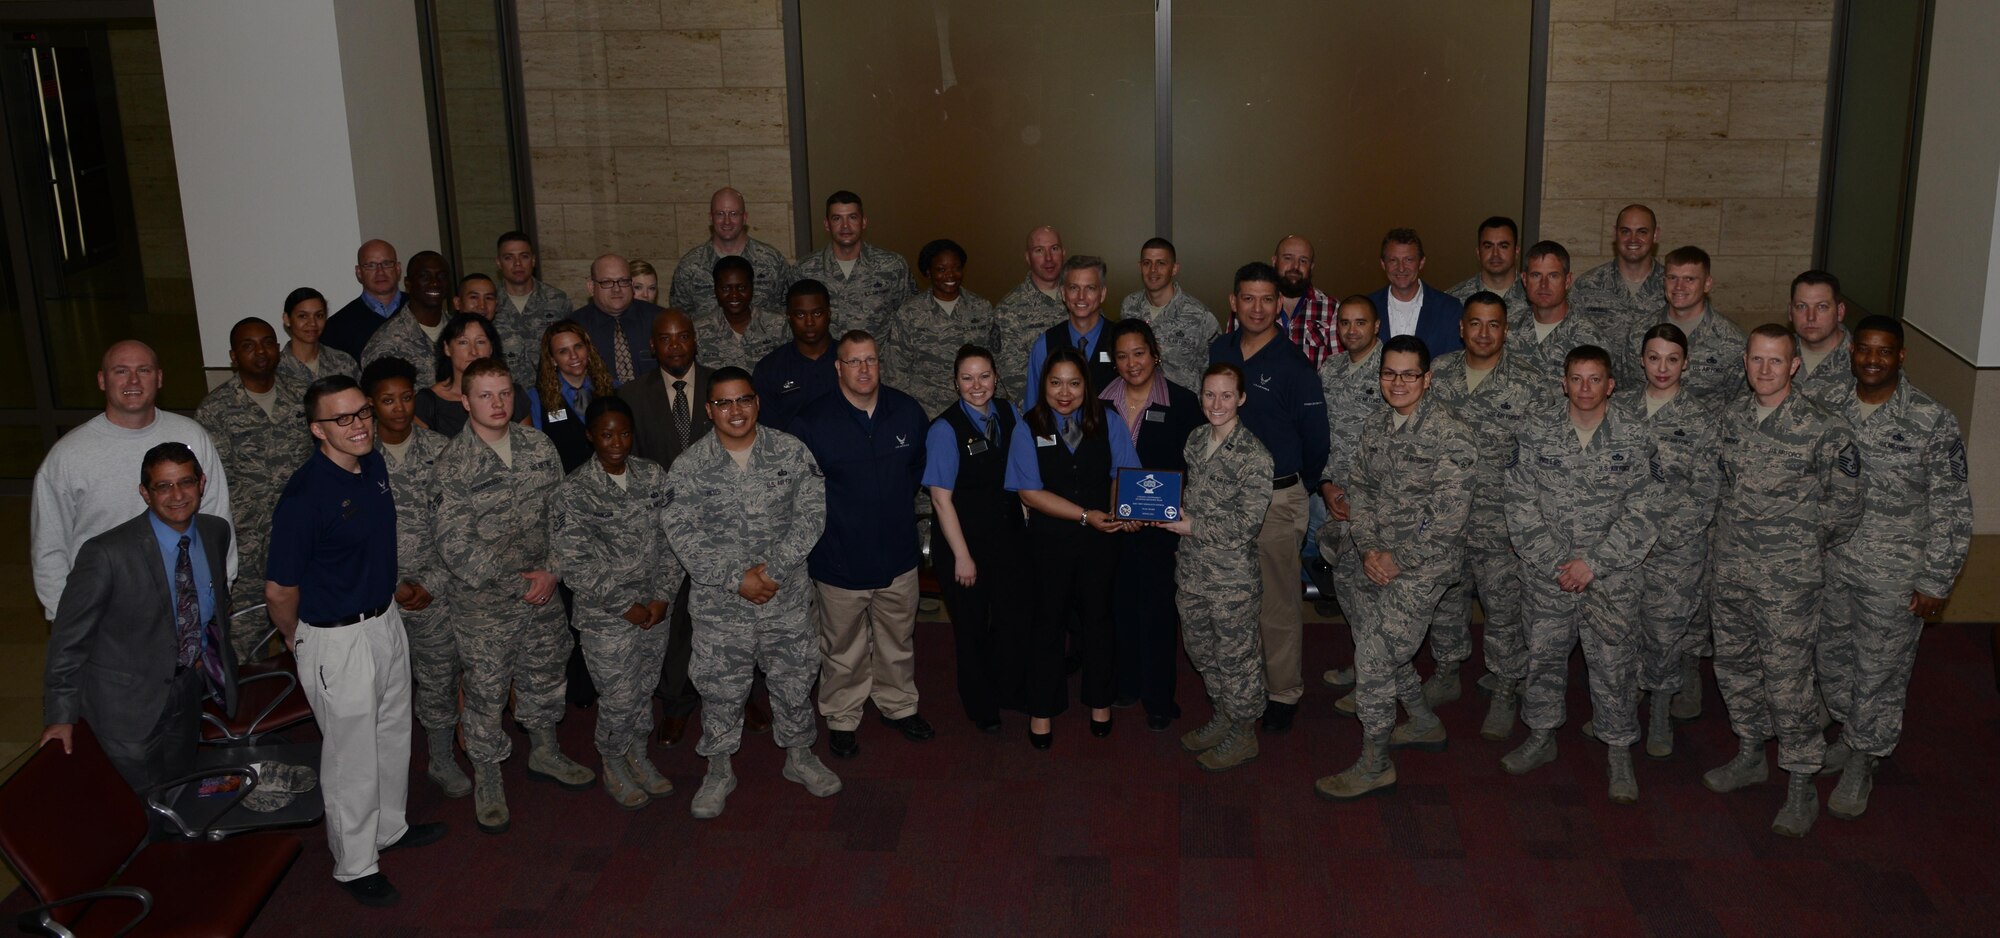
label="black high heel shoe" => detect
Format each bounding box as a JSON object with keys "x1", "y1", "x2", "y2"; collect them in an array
[
  {"x1": 1030, "y1": 728, "x2": 1053, "y2": 750},
  {"x1": 1090, "y1": 716, "x2": 1114, "y2": 738}
]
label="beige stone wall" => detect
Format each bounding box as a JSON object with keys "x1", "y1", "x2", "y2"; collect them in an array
[
  {"x1": 515, "y1": 0, "x2": 793, "y2": 295},
  {"x1": 1541, "y1": 0, "x2": 1833, "y2": 323}
]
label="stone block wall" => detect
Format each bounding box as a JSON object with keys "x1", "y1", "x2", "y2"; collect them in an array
[
  {"x1": 515, "y1": 0, "x2": 794, "y2": 294},
  {"x1": 1541, "y1": 0, "x2": 1834, "y2": 322}
]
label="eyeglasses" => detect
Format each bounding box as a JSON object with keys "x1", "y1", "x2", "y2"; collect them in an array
[
  {"x1": 593, "y1": 278, "x2": 634, "y2": 290},
  {"x1": 1379, "y1": 370, "x2": 1426, "y2": 385},
  {"x1": 146, "y1": 477, "x2": 201, "y2": 495},
  {"x1": 358, "y1": 261, "x2": 399, "y2": 272},
  {"x1": 313, "y1": 405, "x2": 376, "y2": 426},
  {"x1": 838, "y1": 356, "x2": 880, "y2": 368},
  {"x1": 709, "y1": 394, "x2": 758, "y2": 410}
]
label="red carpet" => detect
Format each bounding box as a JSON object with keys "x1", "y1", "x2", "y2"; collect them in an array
[{"x1": 15, "y1": 618, "x2": 2000, "y2": 935}]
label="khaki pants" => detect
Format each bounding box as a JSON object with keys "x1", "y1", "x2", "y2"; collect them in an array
[
  {"x1": 294, "y1": 608, "x2": 412, "y2": 883},
  {"x1": 1257, "y1": 484, "x2": 1309, "y2": 705},
  {"x1": 814, "y1": 567, "x2": 921, "y2": 731}
]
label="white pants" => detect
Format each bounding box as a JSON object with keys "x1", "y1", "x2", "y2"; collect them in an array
[{"x1": 295, "y1": 607, "x2": 413, "y2": 882}]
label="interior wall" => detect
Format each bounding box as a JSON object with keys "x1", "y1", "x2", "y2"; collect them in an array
[
  {"x1": 514, "y1": 0, "x2": 794, "y2": 298},
  {"x1": 332, "y1": 0, "x2": 444, "y2": 269},
  {"x1": 1540, "y1": 0, "x2": 1833, "y2": 325}
]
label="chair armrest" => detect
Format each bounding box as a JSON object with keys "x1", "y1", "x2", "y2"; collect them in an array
[
  {"x1": 229, "y1": 603, "x2": 278, "y2": 658},
  {"x1": 235, "y1": 669, "x2": 301, "y2": 736},
  {"x1": 16, "y1": 885, "x2": 152, "y2": 937},
  {"x1": 144, "y1": 764, "x2": 261, "y2": 841}
]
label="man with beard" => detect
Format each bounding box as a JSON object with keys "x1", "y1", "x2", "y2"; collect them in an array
[
  {"x1": 994, "y1": 225, "x2": 1069, "y2": 402},
  {"x1": 1259, "y1": 235, "x2": 1337, "y2": 367},
  {"x1": 361, "y1": 251, "x2": 453, "y2": 373}
]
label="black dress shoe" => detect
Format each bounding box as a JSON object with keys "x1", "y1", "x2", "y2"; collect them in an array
[
  {"x1": 829, "y1": 730, "x2": 860, "y2": 758},
  {"x1": 659, "y1": 715, "x2": 689, "y2": 748},
  {"x1": 1090, "y1": 717, "x2": 1113, "y2": 738},
  {"x1": 339, "y1": 872, "x2": 400, "y2": 908},
  {"x1": 1261, "y1": 701, "x2": 1299, "y2": 733},
  {"x1": 1029, "y1": 729, "x2": 1053, "y2": 750},
  {"x1": 381, "y1": 821, "x2": 447, "y2": 853},
  {"x1": 881, "y1": 713, "x2": 936, "y2": 741},
  {"x1": 1146, "y1": 714, "x2": 1173, "y2": 732}
]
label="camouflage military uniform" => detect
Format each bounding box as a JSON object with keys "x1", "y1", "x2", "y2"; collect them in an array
[
  {"x1": 1314, "y1": 342, "x2": 1385, "y2": 619},
  {"x1": 1505, "y1": 407, "x2": 1661, "y2": 746},
  {"x1": 1120, "y1": 286, "x2": 1221, "y2": 392},
  {"x1": 1617, "y1": 304, "x2": 1748, "y2": 406},
  {"x1": 1445, "y1": 276, "x2": 1531, "y2": 327},
  {"x1": 195, "y1": 371, "x2": 314, "y2": 655},
  {"x1": 660, "y1": 428, "x2": 828, "y2": 757},
  {"x1": 434, "y1": 425, "x2": 570, "y2": 764},
  {"x1": 1175, "y1": 422, "x2": 1274, "y2": 724},
  {"x1": 381, "y1": 427, "x2": 457, "y2": 734},
  {"x1": 1618, "y1": 390, "x2": 1721, "y2": 695},
  {"x1": 1427, "y1": 349, "x2": 1535, "y2": 682},
  {"x1": 1569, "y1": 259, "x2": 1663, "y2": 341},
  {"x1": 694, "y1": 306, "x2": 791, "y2": 373},
  {"x1": 880, "y1": 290, "x2": 999, "y2": 419},
  {"x1": 993, "y1": 278, "x2": 1067, "y2": 403},
  {"x1": 1793, "y1": 328, "x2": 1853, "y2": 410},
  {"x1": 1341, "y1": 397, "x2": 1478, "y2": 735},
  {"x1": 360, "y1": 308, "x2": 441, "y2": 374},
  {"x1": 789, "y1": 242, "x2": 918, "y2": 339},
  {"x1": 669, "y1": 239, "x2": 792, "y2": 315},
  {"x1": 1711, "y1": 391, "x2": 1862, "y2": 773},
  {"x1": 1821, "y1": 379, "x2": 1971, "y2": 757},
  {"x1": 549, "y1": 457, "x2": 685, "y2": 760},
  {"x1": 1506, "y1": 311, "x2": 1608, "y2": 406},
  {"x1": 278, "y1": 342, "x2": 358, "y2": 385},
  {"x1": 494, "y1": 279, "x2": 571, "y2": 391}
]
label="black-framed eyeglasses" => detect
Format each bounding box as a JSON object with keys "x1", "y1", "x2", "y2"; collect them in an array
[
  {"x1": 1379, "y1": 370, "x2": 1426, "y2": 384},
  {"x1": 593, "y1": 277, "x2": 634, "y2": 290},
  {"x1": 358, "y1": 261, "x2": 399, "y2": 272},
  {"x1": 709, "y1": 394, "x2": 758, "y2": 410},
  {"x1": 313, "y1": 405, "x2": 375, "y2": 426}
]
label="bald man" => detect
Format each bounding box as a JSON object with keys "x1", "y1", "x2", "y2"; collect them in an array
[
  {"x1": 993, "y1": 225, "x2": 1068, "y2": 402},
  {"x1": 324, "y1": 239, "x2": 408, "y2": 361},
  {"x1": 33, "y1": 341, "x2": 235, "y2": 621},
  {"x1": 669, "y1": 187, "x2": 793, "y2": 316},
  {"x1": 1266, "y1": 235, "x2": 1339, "y2": 367},
  {"x1": 574, "y1": 254, "x2": 664, "y2": 388}
]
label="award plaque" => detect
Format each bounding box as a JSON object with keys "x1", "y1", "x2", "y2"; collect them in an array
[{"x1": 1116, "y1": 468, "x2": 1184, "y2": 522}]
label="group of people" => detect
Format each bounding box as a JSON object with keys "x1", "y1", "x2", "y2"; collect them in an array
[{"x1": 34, "y1": 187, "x2": 1973, "y2": 908}]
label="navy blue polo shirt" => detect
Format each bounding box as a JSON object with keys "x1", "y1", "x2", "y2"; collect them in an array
[
  {"x1": 266, "y1": 447, "x2": 399, "y2": 623},
  {"x1": 752, "y1": 341, "x2": 838, "y2": 433},
  {"x1": 790, "y1": 385, "x2": 928, "y2": 590},
  {"x1": 1208, "y1": 329, "x2": 1329, "y2": 482}
]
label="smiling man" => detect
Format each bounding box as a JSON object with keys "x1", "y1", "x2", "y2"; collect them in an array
[
  {"x1": 1571, "y1": 204, "x2": 1665, "y2": 338},
  {"x1": 994, "y1": 225, "x2": 1069, "y2": 402},
  {"x1": 361, "y1": 251, "x2": 453, "y2": 372},
  {"x1": 670, "y1": 187, "x2": 793, "y2": 315},
  {"x1": 1366, "y1": 228, "x2": 1464, "y2": 356},
  {"x1": 786, "y1": 191, "x2": 918, "y2": 338},
  {"x1": 1618, "y1": 245, "x2": 1747, "y2": 404},
  {"x1": 323, "y1": 239, "x2": 407, "y2": 361},
  {"x1": 1446, "y1": 217, "x2": 1530, "y2": 325},
  {"x1": 1024, "y1": 255, "x2": 1118, "y2": 406},
  {"x1": 33, "y1": 340, "x2": 234, "y2": 623},
  {"x1": 1118, "y1": 238, "x2": 1219, "y2": 390},
  {"x1": 196, "y1": 318, "x2": 314, "y2": 649}
]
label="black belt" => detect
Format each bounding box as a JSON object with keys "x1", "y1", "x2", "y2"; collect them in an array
[
  {"x1": 1273, "y1": 473, "x2": 1300, "y2": 490},
  {"x1": 307, "y1": 603, "x2": 391, "y2": 629}
]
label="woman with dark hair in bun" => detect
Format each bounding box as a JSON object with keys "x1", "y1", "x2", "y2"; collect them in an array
[{"x1": 278, "y1": 286, "x2": 360, "y2": 384}]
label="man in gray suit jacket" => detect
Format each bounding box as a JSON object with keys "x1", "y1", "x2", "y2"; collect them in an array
[{"x1": 40, "y1": 442, "x2": 238, "y2": 796}]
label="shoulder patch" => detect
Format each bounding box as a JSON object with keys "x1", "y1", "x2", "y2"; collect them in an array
[
  {"x1": 1949, "y1": 437, "x2": 1968, "y2": 482},
  {"x1": 662, "y1": 488, "x2": 675, "y2": 508},
  {"x1": 1837, "y1": 442, "x2": 1861, "y2": 478},
  {"x1": 1650, "y1": 454, "x2": 1667, "y2": 483}
]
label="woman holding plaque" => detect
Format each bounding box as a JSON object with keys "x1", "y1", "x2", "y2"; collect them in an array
[
  {"x1": 1158, "y1": 362, "x2": 1274, "y2": 771},
  {"x1": 923, "y1": 344, "x2": 1029, "y2": 735},
  {"x1": 1004, "y1": 346, "x2": 1141, "y2": 748},
  {"x1": 1101, "y1": 321, "x2": 1203, "y2": 732}
]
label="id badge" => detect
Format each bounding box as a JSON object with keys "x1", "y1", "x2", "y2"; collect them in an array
[
  {"x1": 1036, "y1": 434, "x2": 1058, "y2": 448},
  {"x1": 966, "y1": 439, "x2": 990, "y2": 456}
]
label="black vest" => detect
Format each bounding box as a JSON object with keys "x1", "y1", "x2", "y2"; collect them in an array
[
  {"x1": 538, "y1": 385, "x2": 594, "y2": 473},
  {"x1": 1027, "y1": 414, "x2": 1114, "y2": 534},
  {"x1": 934, "y1": 401, "x2": 1025, "y2": 559},
  {"x1": 1043, "y1": 320, "x2": 1120, "y2": 394}
]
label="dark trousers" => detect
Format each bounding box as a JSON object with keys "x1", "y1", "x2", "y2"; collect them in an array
[
  {"x1": 653, "y1": 579, "x2": 702, "y2": 718},
  {"x1": 934, "y1": 533, "x2": 1026, "y2": 724},
  {"x1": 1027, "y1": 526, "x2": 1117, "y2": 718},
  {"x1": 560, "y1": 584, "x2": 597, "y2": 706},
  {"x1": 98, "y1": 667, "x2": 205, "y2": 800},
  {"x1": 1113, "y1": 528, "x2": 1181, "y2": 719}
]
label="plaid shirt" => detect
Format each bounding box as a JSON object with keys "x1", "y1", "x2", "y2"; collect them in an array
[{"x1": 1226, "y1": 285, "x2": 1340, "y2": 366}]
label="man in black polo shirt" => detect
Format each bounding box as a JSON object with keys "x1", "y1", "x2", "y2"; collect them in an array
[
  {"x1": 752, "y1": 279, "x2": 839, "y2": 433},
  {"x1": 267, "y1": 375, "x2": 445, "y2": 907},
  {"x1": 1209, "y1": 261, "x2": 1330, "y2": 733},
  {"x1": 791, "y1": 330, "x2": 932, "y2": 759}
]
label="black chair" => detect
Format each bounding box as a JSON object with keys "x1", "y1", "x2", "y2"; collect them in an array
[{"x1": 201, "y1": 604, "x2": 314, "y2": 746}]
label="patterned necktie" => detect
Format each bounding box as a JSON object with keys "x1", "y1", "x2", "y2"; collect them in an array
[
  {"x1": 612, "y1": 325, "x2": 636, "y2": 386},
  {"x1": 671, "y1": 379, "x2": 691, "y2": 449},
  {"x1": 174, "y1": 536, "x2": 200, "y2": 669},
  {"x1": 1060, "y1": 415, "x2": 1082, "y2": 451}
]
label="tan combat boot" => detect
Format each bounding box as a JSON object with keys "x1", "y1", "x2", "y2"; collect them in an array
[
  {"x1": 1314, "y1": 730, "x2": 1396, "y2": 801},
  {"x1": 472, "y1": 761, "x2": 509, "y2": 834},
  {"x1": 1196, "y1": 721, "x2": 1260, "y2": 772}
]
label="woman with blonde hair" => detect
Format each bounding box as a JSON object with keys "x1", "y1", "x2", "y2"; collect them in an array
[
  {"x1": 629, "y1": 259, "x2": 661, "y2": 305},
  {"x1": 525, "y1": 319, "x2": 616, "y2": 473}
]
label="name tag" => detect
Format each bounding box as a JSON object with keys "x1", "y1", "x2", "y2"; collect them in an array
[
  {"x1": 966, "y1": 439, "x2": 989, "y2": 456},
  {"x1": 1143, "y1": 410, "x2": 1166, "y2": 423},
  {"x1": 1036, "y1": 434, "x2": 1058, "y2": 448},
  {"x1": 547, "y1": 409, "x2": 568, "y2": 423},
  {"x1": 1097, "y1": 351, "x2": 1111, "y2": 363}
]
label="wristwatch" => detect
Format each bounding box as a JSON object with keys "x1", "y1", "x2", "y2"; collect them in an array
[{"x1": 1078, "y1": 509, "x2": 1090, "y2": 527}]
